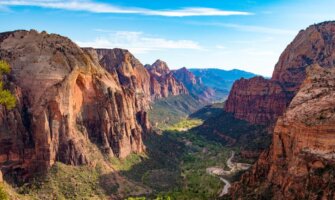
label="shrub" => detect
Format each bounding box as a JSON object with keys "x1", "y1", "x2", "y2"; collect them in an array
[
  {"x1": 0, "y1": 89, "x2": 16, "y2": 109},
  {"x1": 0, "y1": 184, "x2": 9, "y2": 200},
  {"x1": 0, "y1": 60, "x2": 10, "y2": 74},
  {"x1": 0, "y1": 60, "x2": 16, "y2": 109}
]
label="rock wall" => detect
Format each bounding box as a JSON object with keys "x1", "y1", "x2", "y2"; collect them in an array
[
  {"x1": 94, "y1": 50, "x2": 188, "y2": 102},
  {"x1": 172, "y1": 67, "x2": 215, "y2": 102},
  {"x1": 0, "y1": 30, "x2": 150, "y2": 180},
  {"x1": 225, "y1": 76, "x2": 288, "y2": 124},
  {"x1": 225, "y1": 21, "x2": 335, "y2": 125},
  {"x1": 230, "y1": 65, "x2": 335, "y2": 199},
  {"x1": 145, "y1": 60, "x2": 188, "y2": 99}
]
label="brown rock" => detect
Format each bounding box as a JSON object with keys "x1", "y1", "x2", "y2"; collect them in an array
[
  {"x1": 225, "y1": 21, "x2": 335, "y2": 125},
  {"x1": 0, "y1": 30, "x2": 149, "y2": 179},
  {"x1": 145, "y1": 60, "x2": 188, "y2": 99},
  {"x1": 230, "y1": 65, "x2": 335, "y2": 199},
  {"x1": 225, "y1": 76, "x2": 288, "y2": 124},
  {"x1": 172, "y1": 67, "x2": 215, "y2": 102}
]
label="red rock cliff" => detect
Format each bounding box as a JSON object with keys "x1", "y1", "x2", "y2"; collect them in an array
[
  {"x1": 145, "y1": 60, "x2": 188, "y2": 99},
  {"x1": 0, "y1": 30, "x2": 150, "y2": 179},
  {"x1": 172, "y1": 67, "x2": 215, "y2": 102},
  {"x1": 225, "y1": 21, "x2": 335, "y2": 124},
  {"x1": 230, "y1": 64, "x2": 335, "y2": 199}
]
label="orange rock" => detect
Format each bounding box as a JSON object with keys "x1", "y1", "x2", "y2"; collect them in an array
[
  {"x1": 0, "y1": 30, "x2": 150, "y2": 179},
  {"x1": 229, "y1": 21, "x2": 335, "y2": 199},
  {"x1": 225, "y1": 21, "x2": 335, "y2": 125}
]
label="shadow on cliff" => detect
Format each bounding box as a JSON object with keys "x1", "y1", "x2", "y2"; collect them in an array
[
  {"x1": 98, "y1": 131, "x2": 187, "y2": 197},
  {"x1": 98, "y1": 108, "x2": 272, "y2": 198}
]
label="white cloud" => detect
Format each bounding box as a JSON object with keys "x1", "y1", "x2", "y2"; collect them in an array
[
  {"x1": 0, "y1": 0, "x2": 252, "y2": 17},
  {"x1": 215, "y1": 45, "x2": 226, "y2": 49},
  {"x1": 188, "y1": 21, "x2": 296, "y2": 35},
  {"x1": 76, "y1": 31, "x2": 202, "y2": 54}
]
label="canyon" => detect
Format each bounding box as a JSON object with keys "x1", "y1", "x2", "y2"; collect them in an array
[
  {"x1": 225, "y1": 21, "x2": 335, "y2": 125},
  {"x1": 227, "y1": 21, "x2": 335, "y2": 199},
  {"x1": 0, "y1": 30, "x2": 193, "y2": 182},
  {"x1": 0, "y1": 21, "x2": 334, "y2": 200}
]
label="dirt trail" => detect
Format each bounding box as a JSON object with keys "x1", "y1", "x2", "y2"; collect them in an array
[{"x1": 206, "y1": 151, "x2": 251, "y2": 197}]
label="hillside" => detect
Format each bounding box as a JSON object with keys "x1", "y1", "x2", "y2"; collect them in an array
[
  {"x1": 226, "y1": 21, "x2": 335, "y2": 199},
  {"x1": 189, "y1": 68, "x2": 257, "y2": 100}
]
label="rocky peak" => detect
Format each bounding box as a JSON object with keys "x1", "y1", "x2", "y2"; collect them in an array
[
  {"x1": 225, "y1": 21, "x2": 335, "y2": 125},
  {"x1": 0, "y1": 30, "x2": 149, "y2": 180},
  {"x1": 146, "y1": 59, "x2": 170, "y2": 76},
  {"x1": 145, "y1": 59, "x2": 188, "y2": 99},
  {"x1": 272, "y1": 21, "x2": 335, "y2": 92},
  {"x1": 172, "y1": 67, "x2": 199, "y2": 87},
  {"x1": 230, "y1": 64, "x2": 335, "y2": 199},
  {"x1": 228, "y1": 22, "x2": 335, "y2": 199}
]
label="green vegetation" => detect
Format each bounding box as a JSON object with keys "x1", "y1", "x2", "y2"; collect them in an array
[
  {"x1": 0, "y1": 60, "x2": 16, "y2": 109},
  {"x1": 0, "y1": 60, "x2": 10, "y2": 74},
  {"x1": 124, "y1": 100, "x2": 271, "y2": 199},
  {"x1": 189, "y1": 102, "x2": 225, "y2": 120},
  {"x1": 123, "y1": 118, "x2": 230, "y2": 199},
  {"x1": 191, "y1": 110, "x2": 271, "y2": 163},
  {"x1": 148, "y1": 94, "x2": 205, "y2": 129},
  {"x1": 17, "y1": 163, "x2": 108, "y2": 199},
  {"x1": 0, "y1": 184, "x2": 9, "y2": 200},
  {"x1": 165, "y1": 119, "x2": 203, "y2": 131},
  {"x1": 110, "y1": 153, "x2": 147, "y2": 171}
]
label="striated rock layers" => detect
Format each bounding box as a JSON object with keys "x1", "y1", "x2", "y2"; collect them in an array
[
  {"x1": 172, "y1": 67, "x2": 215, "y2": 102},
  {"x1": 145, "y1": 60, "x2": 188, "y2": 99},
  {"x1": 0, "y1": 30, "x2": 151, "y2": 180},
  {"x1": 225, "y1": 21, "x2": 335, "y2": 124},
  {"x1": 229, "y1": 64, "x2": 335, "y2": 200}
]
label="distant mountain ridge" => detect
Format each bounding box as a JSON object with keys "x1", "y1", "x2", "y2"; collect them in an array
[
  {"x1": 189, "y1": 68, "x2": 257, "y2": 90},
  {"x1": 189, "y1": 68, "x2": 257, "y2": 100}
]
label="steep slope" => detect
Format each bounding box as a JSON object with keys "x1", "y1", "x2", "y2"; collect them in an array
[
  {"x1": 229, "y1": 65, "x2": 335, "y2": 199},
  {"x1": 0, "y1": 30, "x2": 150, "y2": 181},
  {"x1": 145, "y1": 60, "x2": 187, "y2": 99},
  {"x1": 225, "y1": 21, "x2": 335, "y2": 125},
  {"x1": 172, "y1": 67, "x2": 215, "y2": 102},
  {"x1": 93, "y1": 48, "x2": 152, "y2": 109}
]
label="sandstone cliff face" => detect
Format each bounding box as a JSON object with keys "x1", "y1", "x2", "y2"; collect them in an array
[
  {"x1": 230, "y1": 65, "x2": 335, "y2": 199},
  {"x1": 225, "y1": 21, "x2": 335, "y2": 124},
  {"x1": 172, "y1": 67, "x2": 215, "y2": 102},
  {"x1": 172, "y1": 67, "x2": 199, "y2": 88},
  {"x1": 93, "y1": 48, "x2": 152, "y2": 109},
  {"x1": 0, "y1": 30, "x2": 150, "y2": 179},
  {"x1": 94, "y1": 50, "x2": 188, "y2": 102},
  {"x1": 145, "y1": 60, "x2": 188, "y2": 99},
  {"x1": 225, "y1": 76, "x2": 288, "y2": 124}
]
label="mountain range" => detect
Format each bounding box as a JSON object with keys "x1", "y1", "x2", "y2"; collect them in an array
[{"x1": 0, "y1": 21, "x2": 334, "y2": 200}]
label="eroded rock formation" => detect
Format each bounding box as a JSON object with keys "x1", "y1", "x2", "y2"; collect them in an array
[
  {"x1": 145, "y1": 60, "x2": 188, "y2": 99},
  {"x1": 225, "y1": 21, "x2": 335, "y2": 124},
  {"x1": 228, "y1": 21, "x2": 335, "y2": 200},
  {"x1": 0, "y1": 30, "x2": 150, "y2": 180},
  {"x1": 230, "y1": 65, "x2": 335, "y2": 199},
  {"x1": 173, "y1": 67, "x2": 215, "y2": 102}
]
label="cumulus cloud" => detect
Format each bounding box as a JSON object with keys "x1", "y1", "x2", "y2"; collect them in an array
[
  {"x1": 76, "y1": 31, "x2": 202, "y2": 54},
  {"x1": 0, "y1": 0, "x2": 252, "y2": 17}
]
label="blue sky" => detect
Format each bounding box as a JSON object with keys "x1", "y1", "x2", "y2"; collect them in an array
[{"x1": 0, "y1": 0, "x2": 334, "y2": 76}]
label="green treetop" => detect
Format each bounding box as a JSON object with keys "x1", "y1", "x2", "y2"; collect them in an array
[{"x1": 0, "y1": 60, "x2": 16, "y2": 109}]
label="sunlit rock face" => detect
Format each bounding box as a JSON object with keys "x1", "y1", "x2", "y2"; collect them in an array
[
  {"x1": 229, "y1": 21, "x2": 335, "y2": 199},
  {"x1": 225, "y1": 21, "x2": 335, "y2": 125},
  {"x1": 172, "y1": 67, "x2": 215, "y2": 103},
  {"x1": 145, "y1": 59, "x2": 188, "y2": 99},
  {"x1": 0, "y1": 30, "x2": 150, "y2": 179}
]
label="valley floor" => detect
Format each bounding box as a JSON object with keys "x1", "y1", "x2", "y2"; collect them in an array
[{"x1": 0, "y1": 103, "x2": 270, "y2": 200}]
